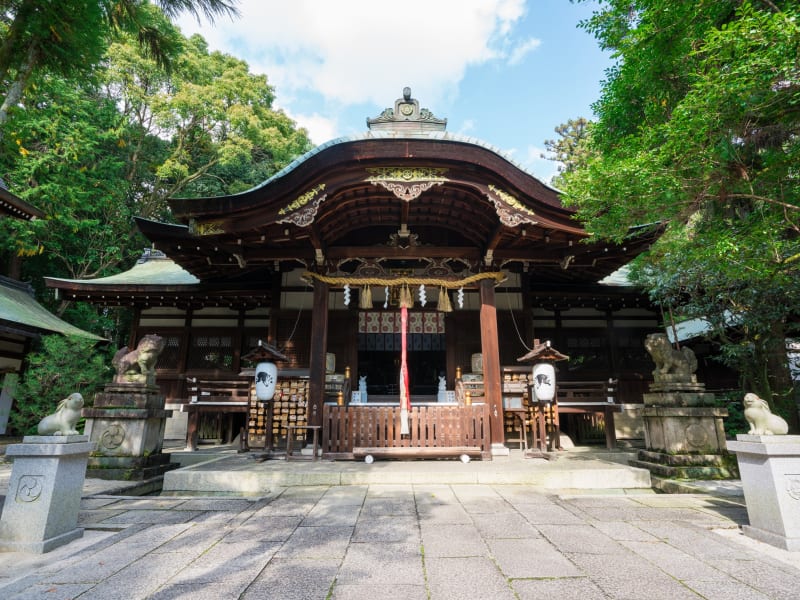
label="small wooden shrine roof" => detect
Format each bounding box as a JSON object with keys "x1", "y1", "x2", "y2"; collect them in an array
[
  {"x1": 517, "y1": 339, "x2": 569, "y2": 364},
  {"x1": 242, "y1": 340, "x2": 288, "y2": 363},
  {"x1": 44, "y1": 250, "x2": 271, "y2": 309}
]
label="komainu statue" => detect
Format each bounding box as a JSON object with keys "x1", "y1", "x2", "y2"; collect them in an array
[
  {"x1": 644, "y1": 333, "x2": 698, "y2": 380},
  {"x1": 37, "y1": 393, "x2": 84, "y2": 435},
  {"x1": 743, "y1": 393, "x2": 789, "y2": 435},
  {"x1": 112, "y1": 334, "x2": 166, "y2": 387}
]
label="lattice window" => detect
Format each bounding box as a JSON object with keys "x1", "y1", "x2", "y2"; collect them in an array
[
  {"x1": 186, "y1": 333, "x2": 234, "y2": 371},
  {"x1": 156, "y1": 335, "x2": 181, "y2": 370},
  {"x1": 614, "y1": 330, "x2": 653, "y2": 371},
  {"x1": 135, "y1": 332, "x2": 182, "y2": 371},
  {"x1": 564, "y1": 334, "x2": 609, "y2": 372},
  {"x1": 358, "y1": 333, "x2": 444, "y2": 352},
  {"x1": 241, "y1": 330, "x2": 271, "y2": 356}
]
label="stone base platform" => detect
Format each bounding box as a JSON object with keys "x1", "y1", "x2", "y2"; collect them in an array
[
  {"x1": 87, "y1": 452, "x2": 178, "y2": 481},
  {"x1": 629, "y1": 449, "x2": 739, "y2": 480},
  {"x1": 160, "y1": 447, "x2": 653, "y2": 494}
]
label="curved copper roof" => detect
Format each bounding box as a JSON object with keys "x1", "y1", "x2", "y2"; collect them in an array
[{"x1": 134, "y1": 92, "x2": 657, "y2": 284}]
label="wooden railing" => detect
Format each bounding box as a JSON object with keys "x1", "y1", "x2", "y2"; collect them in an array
[
  {"x1": 322, "y1": 403, "x2": 491, "y2": 459},
  {"x1": 553, "y1": 380, "x2": 619, "y2": 449},
  {"x1": 190, "y1": 378, "x2": 252, "y2": 403},
  {"x1": 557, "y1": 380, "x2": 617, "y2": 405},
  {"x1": 182, "y1": 378, "x2": 251, "y2": 450}
]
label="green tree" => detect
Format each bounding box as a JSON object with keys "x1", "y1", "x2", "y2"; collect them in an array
[
  {"x1": 1, "y1": 70, "x2": 133, "y2": 275},
  {"x1": 0, "y1": 0, "x2": 239, "y2": 136},
  {"x1": 564, "y1": 1, "x2": 800, "y2": 428},
  {"x1": 9, "y1": 335, "x2": 111, "y2": 435},
  {"x1": 541, "y1": 117, "x2": 593, "y2": 186},
  {"x1": 101, "y1": 33, "x2": 312, "y2": 218},
  {"x1": 2, "y1": 23, "x2": 311, "y2": 340}
]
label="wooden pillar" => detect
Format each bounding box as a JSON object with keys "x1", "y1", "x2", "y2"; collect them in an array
[
  {"x1": 233, "y1": 308, "x2": 245, "y2": 373},
  {"x1": 265, "y1": 272, "x2": 282, "y2": 450},
  {"x1": 307, "y1": 280, "x2": 329, "y2": 430},
  {"x1": 268, "y1": 272, "x2": 282, "y2": 345},
  {"x1": 479, "y1": 279, "x2": 506, "y2": 453},
  {"x1": 445, "y1": 313, "x2": 457, "y2": 387},
  {"x1": 605, "y1": 307, "x2": 617, "y2": 376},
  {"x1": 178, "y1": 307, "x2": 192, "y2": 376},
  {"x1": 129, "y1": 306, "x2": 142, "y2": 348},
  {"x1": 520, "y1": 271, "x2": 534, "y2": 345}
]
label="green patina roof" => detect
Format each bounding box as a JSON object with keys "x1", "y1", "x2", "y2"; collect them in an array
[
  {"x1": 0, "y1": 277, "x2": 105, "y2": 340},
  {"x1": 47, "y1": 252, "x2": 199, "y2": 286}
]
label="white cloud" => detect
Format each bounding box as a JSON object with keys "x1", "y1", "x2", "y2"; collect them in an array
[
  {"x1": 508, "y1": 37, "x2": 542, "y2": 65},
  {"x1": 287, "y1": 111, "x2": 339, "y2": 146},
  {"x1": 519, "y1": 145, "x2": 561, "y2": 184},
  {"x1": 456, "y1": 118, "x2": 477, "y2": 136},
  {"x1": 177, "y1": 0, "x2": 528, "y2": 108}
]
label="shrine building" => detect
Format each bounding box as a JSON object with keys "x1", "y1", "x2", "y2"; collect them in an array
[{"x1": 46, "y1": 89, "x2": 674, "y2": 457}]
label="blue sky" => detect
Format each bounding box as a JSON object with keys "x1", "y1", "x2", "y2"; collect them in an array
[{"x1": 177, "y1": 0, "x2": 611, "y2": 183}]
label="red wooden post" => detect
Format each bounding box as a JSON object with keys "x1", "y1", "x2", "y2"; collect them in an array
[
  {"x1": 479, "y1": 278, "x2": 505, "y2": 450},
  {"x1": 308, "y1": 280, "x2": 329, "y2": 431}
]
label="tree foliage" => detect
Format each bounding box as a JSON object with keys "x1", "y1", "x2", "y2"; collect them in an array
[
  {"x1": 563, "y1": 0, "x2": 800, "y2": 427},
  {"x1": 0, "y1": 3, "x2": 310, "y2": 342},
  {"x1": 8, "y1": 335, "x2": 111, "y2": 435},
  {"x1": 541, "y1": 117, "x2": 593, "y2": 187},
  {"x1": 0, "y1": 1, "x2": 239, "y2": 134}
]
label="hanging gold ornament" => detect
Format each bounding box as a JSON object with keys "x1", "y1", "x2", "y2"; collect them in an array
[
  {"x1": 437, "y1": 287, "x2": 453, "y2": 312},
  {"x1": 399, "y1": 284, "x2": 414, "y2": 308},
  {"x1": 359, "y1": 285, "x2": 373, "y2": 309}
]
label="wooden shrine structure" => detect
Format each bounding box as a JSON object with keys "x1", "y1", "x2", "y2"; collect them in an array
[{"x1": 46, "y1": 89, "x2": 675, "y2": 457}]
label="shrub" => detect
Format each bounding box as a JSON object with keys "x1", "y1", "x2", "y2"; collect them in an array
[
  {"x1": 9, "y1": 335, "x2": 111, "y2": 435},
  {"x1": 715, "y1": 390, "x2": 748, "y2": 439}
]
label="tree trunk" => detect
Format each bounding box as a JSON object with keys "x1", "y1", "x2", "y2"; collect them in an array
[
  {"x1": 0, "y1": 44, "x2": 38, "y2": 139},
  {"x1": 6, "y1": 254, "x2": 22, "y2": 280},
  {"x1": 0, "y1": 0, "x2": 38, "y2": 82}
]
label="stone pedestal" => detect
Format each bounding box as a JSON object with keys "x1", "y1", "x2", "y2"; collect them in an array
[
  {"x1": 727, "y1": 435, "x2": 800, "y2": 551},
  {"x1": 632, "y1": 372, "x2": 734, "y2": 479},
  {"x1": 641, "y1": 406, "x2": 728, "y2": 453},
  {"x1": 83, "y1": 384, "x2": 178, "y2": 480},
  {"x1": 491, "y1": 442, "x2": 510, "y2": 457},
  {"x1": 0, "y1": 435, "x2": 94, "y2": 553}
]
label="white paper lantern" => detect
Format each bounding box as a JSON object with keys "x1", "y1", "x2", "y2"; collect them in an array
[
  {"x1": 255, "y1": 361, "x2": 278, "y2": 401},
  {"x1": 532, "y1": 362, "x2": 556, "y2": 403}
]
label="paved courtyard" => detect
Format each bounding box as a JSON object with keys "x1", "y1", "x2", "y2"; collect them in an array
[{"x1": 2, "y1": 481, "x2": 799, "y2": 600}]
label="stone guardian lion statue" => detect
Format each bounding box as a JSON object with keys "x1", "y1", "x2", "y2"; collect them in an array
[
  {"x1": 112, "y1": 334, "x2": 166, "y2": 387},
  {"x1": 37, "y1": 392, "x2": 84, "y2": 435},
  {"x1": 644, "y1": 333, "x2": 698, "y2": 379},
  {"x1": 743, "y1": 393, "x2": 789, "y2": 435}
]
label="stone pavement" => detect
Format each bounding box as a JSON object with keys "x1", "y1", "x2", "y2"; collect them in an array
[{"x1": 2, "y1": 477, "x2": 800, "y2": 599}]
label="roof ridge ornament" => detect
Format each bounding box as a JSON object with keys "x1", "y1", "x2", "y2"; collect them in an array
[
  {"x1": 367, "y1": 87, "x2": 447, "y2": 133},
  {"x1": 137, "y1": 248, "x2": 168, "y2": 263}
]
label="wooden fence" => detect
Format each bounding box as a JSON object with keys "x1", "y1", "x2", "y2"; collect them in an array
[{"x1": 321, "y1": 403, "x2": 491, "y2": 459}]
